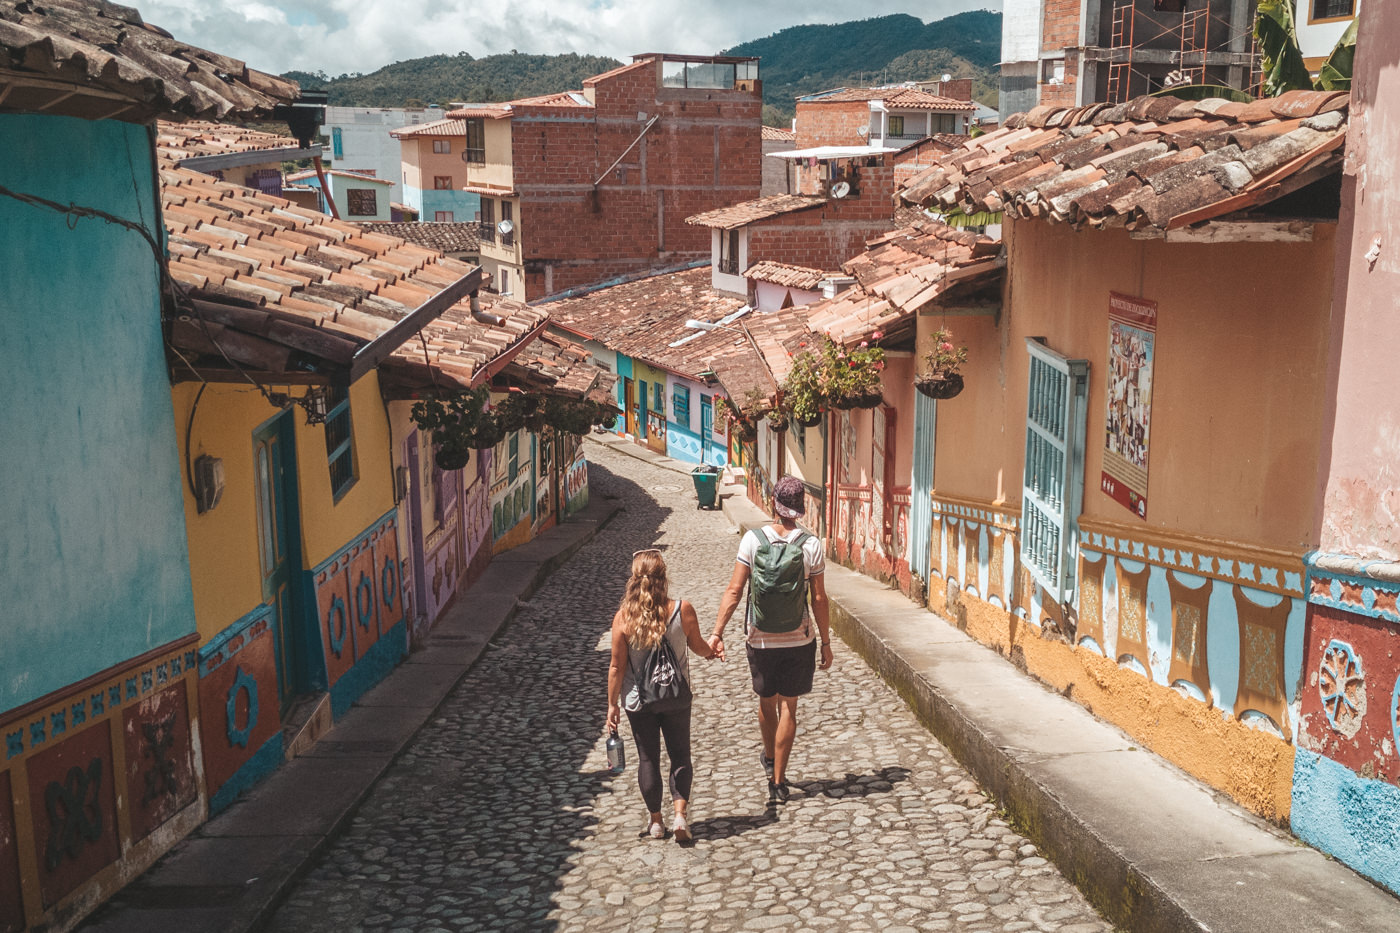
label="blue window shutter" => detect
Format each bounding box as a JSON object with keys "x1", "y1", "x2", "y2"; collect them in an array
[
  {"x1": 1020, "y1": 338, "x2": 1089, "y2": 605},
  {"x1": 673, "y1": 385, "x2": 690, "y2": 424}
]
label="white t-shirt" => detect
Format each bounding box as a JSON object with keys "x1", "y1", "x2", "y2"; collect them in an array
[{"x1": 735, "y1": 524, "x2": 825, "y2": 649}]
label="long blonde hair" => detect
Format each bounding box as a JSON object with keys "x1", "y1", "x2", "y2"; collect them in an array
[{"x1": 619, "y1": 550, "x2": 669, "y2": 650}]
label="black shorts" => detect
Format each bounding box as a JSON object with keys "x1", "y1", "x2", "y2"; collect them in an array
[{"x1": 746, "y1": 641, "x2": 817, "y2": 698}]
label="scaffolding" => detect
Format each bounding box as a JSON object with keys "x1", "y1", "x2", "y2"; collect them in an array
[{"x1": 1105, "y1": 0, "x2": 1256, "y2": 103}]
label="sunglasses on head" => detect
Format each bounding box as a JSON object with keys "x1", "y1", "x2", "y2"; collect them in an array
[{"x1": 632, "y1": 548, "x2": 663, "y2": 557}]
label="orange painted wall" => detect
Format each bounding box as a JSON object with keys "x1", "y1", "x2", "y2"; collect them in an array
[{"x1": 929, "y1": 219, "x2": 1336, "y2": 549}]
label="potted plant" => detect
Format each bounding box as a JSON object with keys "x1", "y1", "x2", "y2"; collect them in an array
[
  {"x1": 410, "y1": 386, "x2": 495, "y2": 468},
  {"x1": 916, "y1": 328, "x2": 968, "y2": 400},
  {"x1": 822, "y1": 336, "x2": 885, "y2": 410},
  {"x1": 782, "y1": 348, "x2": 826, "y2": 427},
  {"x1": 765, "y1": 405, "x2": 790, "y2": 433}
]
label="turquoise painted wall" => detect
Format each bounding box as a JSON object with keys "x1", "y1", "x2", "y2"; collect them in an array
[
  {"x1": 0, "y1": 114, "x2": 197, "y2": 712},
  {"x1": 419, "y1": 188, "x2": 481, "y2": 223}
]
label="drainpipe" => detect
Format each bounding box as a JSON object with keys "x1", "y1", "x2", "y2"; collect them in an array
[
  {"x1": 313, "y1": 155, "x2": 340, "y2": 219},
  {"x1": 470, "y1": 292, "x2": 505, "y2": 326}
]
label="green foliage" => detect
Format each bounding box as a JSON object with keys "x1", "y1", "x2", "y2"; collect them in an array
[
  {"x1": 925, "y1": 329, "x2": 968, "y2": 376},
  {"x1": 820, "y1": 336, "x2": 885, "y2": 405},
  {"x1": 410, "y1": 386, "x2": 493, "y2": 468},
  {"x1": 1317, "y1": 18, "x2": 1357, "y2": 91},
  {"x1": 725, "y1": 11, "x2": 1002, "y2": 116},
  {"x1": 1254, "y1": 0, "x2": 1355, "y2": 95},
  {"x1": 780, "y1": 347, "x2": 825, "y2": 424},
  {"x1": 1148, "y1": 84, "x2": 1252, "y2": 103},
  {"x1": 282, "y1": 53, "x2": 622, "y2": 108},
  {"x1": 1255, "y1": 0, "x2": 1314, "y2": 97},
  {"x1": 285, "y1": 12, "x2": 1001, "y2": 115}
]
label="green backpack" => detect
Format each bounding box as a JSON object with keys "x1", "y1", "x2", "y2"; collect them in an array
[{"x1": 748, "y1": 530, "x2": 812, "y2": 633}]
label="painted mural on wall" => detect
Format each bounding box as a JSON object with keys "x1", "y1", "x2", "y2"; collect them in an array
[
  {"x1": 563, "y1": 434, "x2": 590, "y2": 515},
  {"x1": 926, "y1": 493, "x2": 1306, "y2": 820},
  {"x1": 491, "y1": 430, "x2": 534, "y2": 549},
  {"x1": 1101, "y1": 292, "x2": 1156, "y2": 520},
  {"x1": 310, "y1": 512, "x2": 407, "y2": 717},
  {"x1": 1, "y1": 636, "x2": 202, "y2": 925},
  {"x1": 198, "y1": 606, "x2": 282, "y2": 814},
  {"x1": 1291, "y1": 560, "x2": 1400, "y2": 895}
]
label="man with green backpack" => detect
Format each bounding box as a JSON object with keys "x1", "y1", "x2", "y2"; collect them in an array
[{"x1": 710, "y1": 475, "x2": 832, "y2": 804}]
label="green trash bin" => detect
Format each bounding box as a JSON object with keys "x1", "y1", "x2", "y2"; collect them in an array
[{"x1": 691, "y1": 466, "x2": 719, "y2": 509}]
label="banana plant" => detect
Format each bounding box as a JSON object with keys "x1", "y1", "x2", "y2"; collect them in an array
[{"x1": 1255, "y1": 0, "x2": 1356, "y2": 95}]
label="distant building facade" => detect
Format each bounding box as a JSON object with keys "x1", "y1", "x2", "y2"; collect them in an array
[
  {"x1": 451, "y1": 54, "x2": 764, "y2": 301},
  {"x1": 392, "y1": 118, "x2": 482, "y2": 223},
  {"x1": 322, "y1": 105, "x2": 447, "y2": 204}
]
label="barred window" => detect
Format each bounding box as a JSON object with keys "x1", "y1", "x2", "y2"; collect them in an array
[
  {"x1": 1020, "y1": 339, "x2": 1089, "y2": 604},
  {"x1": 346, "y1": 188, "x2": 378, "y2": 217}
]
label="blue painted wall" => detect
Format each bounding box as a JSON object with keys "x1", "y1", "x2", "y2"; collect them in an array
[
  {"x1": 1292, "y1": 748, "x2": 1400, "y2": 896},
  {"x1": 0, "y1": 114, "x2": 197, "y2": 712},
  {"x1": 416, "y1": 188, "x2": 481, "y2": 223}
]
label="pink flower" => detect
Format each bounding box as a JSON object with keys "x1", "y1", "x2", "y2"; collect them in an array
[
  {"x1": 859, "y1": 341, "x2": 868, "y2": 348},
  {"x1": 940, "y1": 342, "x2": 954, "y2": 353},
  {"x1": 872, "y1": 331, "x2": 883, "y2": 339}
]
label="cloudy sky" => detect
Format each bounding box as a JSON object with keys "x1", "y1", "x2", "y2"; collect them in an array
[{"x1": 142, "y1": 0, "x2": 999, "y2": 78}]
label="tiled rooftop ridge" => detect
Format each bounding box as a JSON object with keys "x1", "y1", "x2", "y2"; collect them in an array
[{"x1": 899, "y1": 90, "x2": 1350, "y2": 233}]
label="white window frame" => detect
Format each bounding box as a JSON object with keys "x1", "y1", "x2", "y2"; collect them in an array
[{"x1": 1020, "y1": 337, "x2": 1090, "y2": 606}]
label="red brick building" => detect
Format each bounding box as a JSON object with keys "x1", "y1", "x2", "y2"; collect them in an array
[
  {"x1": 794, "y1": 86, "x2": 976, "y2": 150},
  {"x1": 451, "y1": 54, "x2": 762, "y2": 301},
  {"x1": 687, "y1": 149, "x2": 897, "y2": 296}
]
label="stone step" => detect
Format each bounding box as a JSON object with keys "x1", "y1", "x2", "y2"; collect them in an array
[{"x1": 281, "y1": 691, "x2": 332, "y2": 761}]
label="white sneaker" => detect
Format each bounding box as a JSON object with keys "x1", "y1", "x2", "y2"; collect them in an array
[{"x1": 672, "y1": 814, "x2": 691, "y2": 844}]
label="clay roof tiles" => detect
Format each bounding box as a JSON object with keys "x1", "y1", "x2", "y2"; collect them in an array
[
  {"x1": 390, "y1": 118, "x2": 468, "y2": 138},
  {"x1": 162, "y1": 167, "x2": 553, "y2": 392},
  {"x1": 0, "y1": 0, "x2": 297, "y2": 121},
  {"x1": 899, "y1": 92, "x2": 1350, "y2": 234},
  {"x1": 762, "y1": 125, "x2": 796, "y2": 141},
  {"x1": 358, "y1": 222, "x2": 481, "y2": 254},
  {"x1": 800, "y1": 87, "x2": 977, "y2": 112},
  {"x1": 745, "y1": 261, "x2": 830, "y2": 291},
  {"x1": 684, "y1": 194, "x2": 828, "y2": 230},
  {"x1": 156, "y1": 121, "x2": 306, "y2": 164}
]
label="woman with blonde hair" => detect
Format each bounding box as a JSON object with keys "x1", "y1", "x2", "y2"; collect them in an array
[{"x1": 606, "y1": 548, "x2": 716, "y2": 843}]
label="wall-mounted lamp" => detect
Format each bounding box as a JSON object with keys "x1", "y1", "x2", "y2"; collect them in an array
[
  {"x1": 193, "y1": 454, "x2": 225, "y2": 514},
  {"x1": 302, "y1": 386, "x2": 330, "y2": 425}
]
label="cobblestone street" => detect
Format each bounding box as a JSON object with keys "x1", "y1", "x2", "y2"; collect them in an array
[{"x1": 265, "y1": 445, "x2": 1112, "y2": 933}]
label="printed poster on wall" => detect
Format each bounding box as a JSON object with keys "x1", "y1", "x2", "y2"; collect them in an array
[{"x1": 1101, "y1": 291, "x2": 1156, "y2": 519}]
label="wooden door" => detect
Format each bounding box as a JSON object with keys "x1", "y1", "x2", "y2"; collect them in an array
[{"x1": 253, "y1": 410, "x2": 304, "y2": 710}]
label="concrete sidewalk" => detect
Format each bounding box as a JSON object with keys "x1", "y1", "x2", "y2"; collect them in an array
[
  {"x1": 682, "y1": 439, "x2": 1397, "y2": 933},
  {"x1": 79, "y1": 493, "x2": 622, "y2": 933}
]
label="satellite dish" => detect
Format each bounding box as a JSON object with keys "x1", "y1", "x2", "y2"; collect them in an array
[
  {"x1": 856, "y1": 125, "x2": 869, "y2": 138},
  {"x1": 497, "y1": 219, "x2": 514, "y2": 235},
  {"x1": 829, "y1": 181, "x2": 851, "y2": 199},
  {"x1": 942, "y1": 73, "x2": 953, "y2": 82}
]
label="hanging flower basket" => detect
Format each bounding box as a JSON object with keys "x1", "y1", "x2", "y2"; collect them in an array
[
  {"x1": 795, "y1": 410, "x2": 823, "y2": 428},
  {"x1": 915, "y1": 371, "x2": 965, "y2": 400},
  {"x1": 735, "y1": 421, "x2": 757, "y2": 442},
  {"x1": 852, "y1": 391, "x2": 885, "y2": 409}
]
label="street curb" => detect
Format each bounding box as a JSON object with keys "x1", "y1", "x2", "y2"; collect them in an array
[
  {"x1": 825, "y1": 592, "x2": 1193, "y2": 933},
  {"x1": 80, "y1": 495, "x2": 623, "y2": 933}
]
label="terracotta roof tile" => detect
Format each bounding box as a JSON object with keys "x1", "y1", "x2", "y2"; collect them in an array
[
  {"x1": 898, "y1": 91, "x2": 1350, "y2": 232},
  {"x1": 161, "y1": 167, "x2": 556, "y2": 391},
  {"x1": 156, "y1": 121, "x2": 305, "y2": 166},
  {"x1": 745, "y1": 261, "x2": 831, "y2": 291},
  {"x1": 0, "y1": 1, "x2": 297, "y2": 121},
  {"x1": 685, "y1": 194, "x2": 828, "y2": 229},
  {"x1": 358, "y1": 222, "x2": 480, "y2": 254}
]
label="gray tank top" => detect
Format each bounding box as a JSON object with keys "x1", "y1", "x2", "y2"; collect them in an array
[{"x1": 621, "y1": 600, "x2": 688, "y2": 699}]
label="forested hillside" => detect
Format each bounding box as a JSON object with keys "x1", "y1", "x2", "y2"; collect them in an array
[
  {"x1": 726, "y1": 11, "x2": 1002, "y2": 123},
  {"x1": 282, "y1": 9, "x2": 1001, "y2": 125},
  {"x1": 284, "y1": 52, "x2": 623, "y2": 108}
]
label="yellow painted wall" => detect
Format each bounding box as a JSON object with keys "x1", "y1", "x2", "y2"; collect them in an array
[
  {"x1": 173, "y1": 383, "x2": 271, "y2": 643},
  {"x1": 173, "y1": 374, "x2": 398, "y2": 640},
  {"x1": 925, "y1": 220, "x2": 1337, "y2": 548},
  {"x1": 475, "y1": 120, "x2": 514, "y2": 189},
  {"x1": 296, "y1": 373, "x2": 396, "y2": 568}
]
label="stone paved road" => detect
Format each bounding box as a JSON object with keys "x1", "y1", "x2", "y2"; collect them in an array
[{"x1": 265, "y1": 446, "x2": 1112, "y2": 933}]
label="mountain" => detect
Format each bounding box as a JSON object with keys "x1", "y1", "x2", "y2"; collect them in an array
[
  {"x1": 724, "y1": 11, "x2": 1002, "y2": 123},
  {"x1": 284, "y1": 52, "x2": 623, "y2": 108},
  {"x1": 282, "y1": 10, "x2": 1002, "y2": 123}
]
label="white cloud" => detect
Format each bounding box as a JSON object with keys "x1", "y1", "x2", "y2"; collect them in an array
[{"x1": 138, "y1": 0, "x2": 999, "y2": 78}]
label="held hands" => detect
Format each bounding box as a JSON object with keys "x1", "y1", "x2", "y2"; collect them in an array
[{"x1": 707, "y1": 633, "x2": 726, "y2": 662}]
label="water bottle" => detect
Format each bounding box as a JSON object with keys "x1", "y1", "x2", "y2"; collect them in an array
[{"x1": 606, "y1": 729, "x2": 626, "y2": 774}]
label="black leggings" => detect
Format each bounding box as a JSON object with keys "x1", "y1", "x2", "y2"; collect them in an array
[{"x1": 625, "y1": 703, "x2": 693, "y2": 812}]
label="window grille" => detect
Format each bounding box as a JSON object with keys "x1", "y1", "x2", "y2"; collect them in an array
[
  {"x1": 465, "y1": 119, "x2": 486, "y2": 163},
  {"x1": 346, "y1": 188, "x2": 377, "y2": 216},
  {"x1": 673, "y1": 384, "x2": 690, "y2": 425},
  {"x1": 1020, "y1": 338, "x2": 1089, "y2": 605},
  {"x1": 324, "y1": 386, "x2": 357, "y2": 500},
  {"x1": 719, "y1": 229, "x2": 739, "y2": 275},
  {"x1": 480, "y1": 198, "x2": 495, "y2": 243}
]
